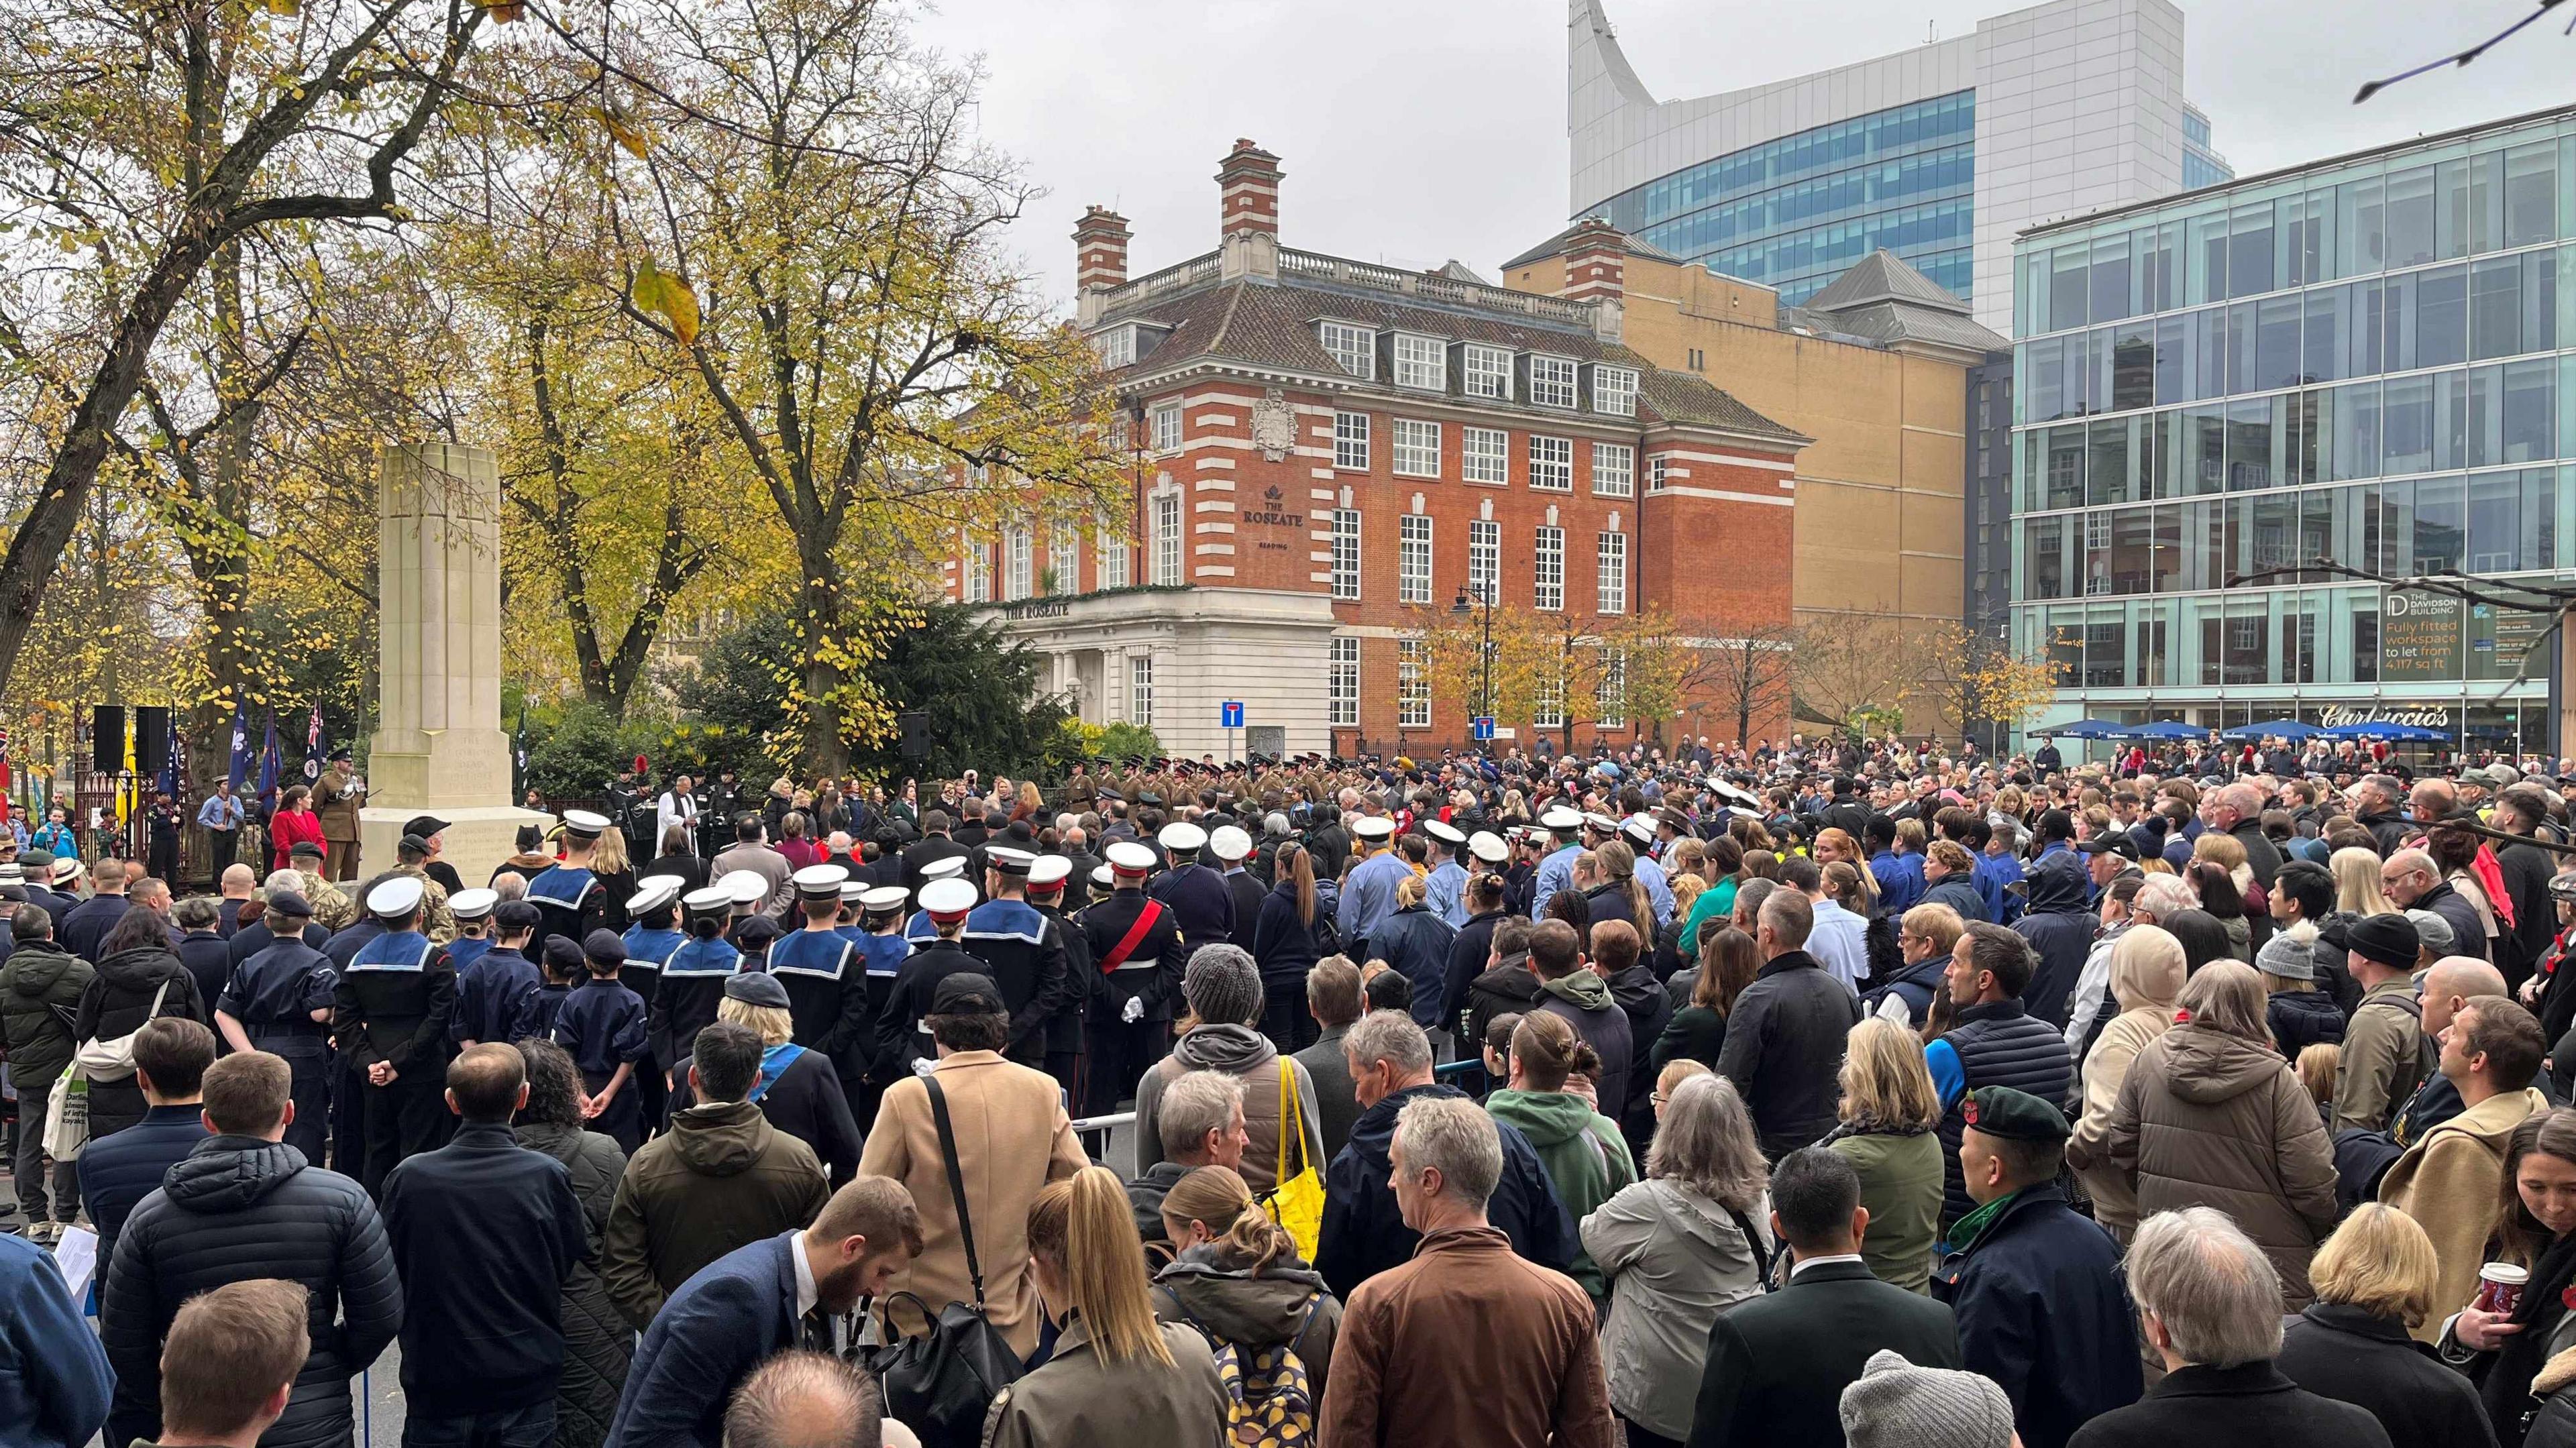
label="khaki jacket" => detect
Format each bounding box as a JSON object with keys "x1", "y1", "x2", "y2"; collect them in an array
[
  {"x1": 2333, "y1": 979, "x2": 2427, "y2": 1135},
  {"x1": 2379, "y1": 1083, "x2": 2548, "y2": 1341},
  {"x1": 859, "y1": 1051, "x2": 1087, "y2": 1358},
  {"x1": 2066, "y1": 1005, "x2": 2175, "y2": 1242},
  {"x1": 313, "y1": 771, "x2": 364, "y2": 842},
  {"x1": 977, "y1": 1319, "x2": 1225, "y2": 1448}
]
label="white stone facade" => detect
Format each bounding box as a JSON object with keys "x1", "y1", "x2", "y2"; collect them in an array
[{"x1": 1568, "y1": 0, "x2": 2208, "y2": 335}]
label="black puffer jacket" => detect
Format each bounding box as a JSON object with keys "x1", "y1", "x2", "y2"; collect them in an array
[
  {"x1": 517, "y1": 1119, "x2": 633, "y2": 1448},
  {"x1": 74, "y1": 944, "x2": 206, "y2": 1137},
  {"x1": 0, "y1": 938, "x2": 91, "y2": 1084},
  {"x1": 2266, "y1": 988, "x2": 2347, "y2": 1060},
  {"x1": 101, "y1": 1135, "x2": 400, "y2": 1448},
  {"x1": 2010, "y1": 854, "x2": 2095, "y2": 1027}
]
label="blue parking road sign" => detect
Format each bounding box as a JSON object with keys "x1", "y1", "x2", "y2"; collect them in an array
[{"x1": 1221, "y1": 701, "x2": 1245, "y2": 729}]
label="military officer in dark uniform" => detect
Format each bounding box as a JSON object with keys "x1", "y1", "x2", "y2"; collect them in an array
[
  {"x1": 329, "y1": 876, "x2": 457, "y2": 1196},
  {"x1": 1210, "y1": 825, "x2": 1265, "y2": 952},
  {"x1": 524, "y1": 809, "x2": 612, "y2": 962},
  {"x1": 1081, "y1": 841, "x2": 1183, "y2": 1115},
  {"x1": 653, "y1": 885, "x2": 742, "y2": 1072},
  {"x1": 1149, "y1": 821, "x2": 1235, "y2": 958},
  {"x1": 1024, "y1": 856, "x2": 1093, "y2": 1110},
  {"x1": 770, "y1": 865, "x2": 875, "y2": 1115},
  {"x1": 212, "y1": 888, "x2": 335, "y2": 1165},
  {"x1": 957, "y1": 848, "x2": 1073, "y2": 1070},
  {"x1": 875, "y1": 877, "x2": 982, "y2": 1074}
]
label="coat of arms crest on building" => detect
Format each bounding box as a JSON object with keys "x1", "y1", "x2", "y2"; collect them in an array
[{"x1": 1252, "y1": 388, "x2": 1295, "y2": 461}]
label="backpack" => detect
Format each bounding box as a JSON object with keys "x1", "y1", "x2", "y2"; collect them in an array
[{"x1": 1202, "y1": 1295, "x2": 1323, "y2": 1447}]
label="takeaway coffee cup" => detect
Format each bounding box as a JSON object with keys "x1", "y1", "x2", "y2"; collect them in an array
[{"x1": 2477, "y1": 1262, "x2": 2530, "y2": 1317}]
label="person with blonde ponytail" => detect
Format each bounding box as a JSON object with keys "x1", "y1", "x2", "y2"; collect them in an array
[
  {"x1": 1150, "y1": 1164, "x2": 1344, "y2": 1402},
  {"x1": 980, "y1": 1166, "x2": 1225, "y2": 1448}
]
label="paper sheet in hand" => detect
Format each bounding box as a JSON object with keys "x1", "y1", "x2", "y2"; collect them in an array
[{"x1": 52, "y1": 1225, "x2": 100, "y2": 1302}]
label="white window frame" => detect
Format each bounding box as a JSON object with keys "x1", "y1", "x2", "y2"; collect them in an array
[
  {"x1": 1463, "y1": 343, "x2": 1513, "y2": 400},
  {"x1": 1467, "y1": 518, "x2": 1499, "y2": 604},
  {"x1": 1648, "y1": 455, "x2": 1668, "y2": 494},
  {"x1": 1596, "y1": 647, "x2": 1627, "y2": 728},
  {"x1": 963, "y1": 533, "x2": 991, "y2": 604},
  {"x1": 1528, "y1": 435, "x2": 1572, "y2": 492},
  {"x1": 1334, "y1": 410, "x2": 1371, "y2": 471},
  {"x1": 1328, "y1": 637, "x2": 1360, "y2": 726},
  {"x1": 1398, "y1": 641, "x2": 1431, "y2": 728},
  {"x1": 1393, "y1": 419, "x2": 1441, "y2": 478},
  {"x1": 1593, "y1": 364, "x2": 1640, "y2": 417},
  {"x1": 1330, "y1": 508, "x2": 1362, "y2": 600},
  {"x1": 1150, "y1": 401, "x2": 1183, "y2": 453},
  {"x1": 1534, "y1": 525, "x2": 1565, "y2": 612},
  {"x1": 1398, "y1": 514, "x2": 1434, "y2": 605},
  {"x1": 1591, "y1": 442, "x2": 1634, "y2": 498},
  {"x1": 1533, "y1": 671, "x2": 1565, "y2": 730},
  {"x1": 1152, "y1": 492, "x2": 1182, "y2": 585},
  {"x1": 1130, "y1": 655, "x2": 1154, "y2": 727},
  {"x1": 1049, "y1": 521, "x2": 1079, "y2": 594},
  {"x1": 1320, "y1": 321, "x2": 1376, "y2": 380},
  {"x1": 1462, "y1": 427, "x2": 1509, "y2": 485},
  {"x1": 1096, "y1": 522, "x2": 1130, "y2": 590},
  {"x1": 1094, "y1": 326, "x2": 1135, "y2": 369},
  {"x1": 1002, "y1": 522, "x2": 1032, "y2": 601},
  {"x1": 1393, "y1": 333, "x2": 1446, "y2": 390},
  {"x1": 1597, "y1": 531, "x2": 1628, "y2": 614},
  {"x1": 1530, "y1": 354, "x2": 1578, "y2": 408}
]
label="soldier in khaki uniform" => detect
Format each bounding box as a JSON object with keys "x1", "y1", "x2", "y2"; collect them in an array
[{"x1": 313, "y1": 751, "x2": 366, "y2": 881}]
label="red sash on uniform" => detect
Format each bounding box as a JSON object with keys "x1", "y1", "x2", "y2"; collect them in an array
[{"x1": 1100, "y1": 899, "x2": 1167, "y2": 974}]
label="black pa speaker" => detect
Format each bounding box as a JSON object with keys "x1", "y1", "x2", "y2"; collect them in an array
[
  {"x1": 91, "y1": 706, "x2": 123, "y2": 773},
  {"x1": 135, "y1": 706, "x2": 170, "y2": 775},
  {"x1": 898, "y1": 710, "x2": 930, "y2": 761}
]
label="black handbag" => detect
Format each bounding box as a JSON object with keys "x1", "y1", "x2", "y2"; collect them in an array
[{"x1": 863, "y1": 1075, "x2": 1025, "y2": 1446}]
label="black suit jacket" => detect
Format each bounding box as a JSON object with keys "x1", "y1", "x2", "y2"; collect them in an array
[{"x1": 1686, "y1": 1258, "x2": 1961, "y2": 1448}]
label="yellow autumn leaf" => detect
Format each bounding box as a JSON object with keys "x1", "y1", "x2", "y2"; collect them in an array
[
  {"x1": 594, "y1": 102, "x2": 651, "y2": 159},
  {"x1": 263, "y1": 0, "x2": 299, "y2": 13},
  {"x1": 633, "y1": 260, "x2": 701, "y2": 345}
]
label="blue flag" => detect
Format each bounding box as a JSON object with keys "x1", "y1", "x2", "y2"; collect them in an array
[
  {"x1": 257, "y1": 709, "x2": 280, "y2": 806},
  {"x1": 157, "y1": 710, "x2": 178, "y2": 799},
  {"x1": 227, "y1": 700, "x2": 253, "y2": 791}
]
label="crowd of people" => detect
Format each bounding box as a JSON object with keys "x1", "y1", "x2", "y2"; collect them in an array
[{"x1": 7, "y1": 730, "x2": 2576, "y2": 1448}]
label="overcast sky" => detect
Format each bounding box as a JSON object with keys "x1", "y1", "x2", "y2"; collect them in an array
[{"x1": 910, "y1": 0, "x2": 2576, "y2": 307}]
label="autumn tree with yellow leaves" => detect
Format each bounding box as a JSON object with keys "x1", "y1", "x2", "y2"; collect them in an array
[{"x1": 1407, "y1": 601, "x2": 1717, "y2": 751}]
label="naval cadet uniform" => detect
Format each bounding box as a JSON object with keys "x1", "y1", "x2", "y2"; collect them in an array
[
  {"x1": 331, "y1": 926, "x2": 458, "y2": 1196},
  {"x1": 217, "y1": 937, "x2": 337, "y2": 1165},
  {"x1": 553, "y1": 971, "x2": 650, "y2": 1153}
]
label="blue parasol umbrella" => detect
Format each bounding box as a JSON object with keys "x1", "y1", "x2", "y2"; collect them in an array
[{"x1": 2221, "y1": 719, "x2": 2325, "y2": 741}]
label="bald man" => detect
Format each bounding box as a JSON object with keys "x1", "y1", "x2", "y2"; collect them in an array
[
  {"x1": 2390, "y1": 956, "x2": 2510, "y2": 1147},
  {"x1": 719, "y1": 1351, "x2": 919, "y2": 1448}
]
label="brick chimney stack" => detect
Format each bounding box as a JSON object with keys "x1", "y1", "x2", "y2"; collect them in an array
[
  {"x1": 1074, "y1": 206, "x2": 1132, "y2": 291},
  {"x1": 1563, "y1": 217, "x2": 1627, "y2": 341},
  {"x1": 1216, "y1": 139, "x2": 1282, "y2": 281}
]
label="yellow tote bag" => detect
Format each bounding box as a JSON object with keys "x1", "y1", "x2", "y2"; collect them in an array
[{"x1": 1261, "y1": 1059, "x2": 1326, "y2": 1260}]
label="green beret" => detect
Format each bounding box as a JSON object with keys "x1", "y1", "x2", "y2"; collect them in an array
[{"x1": 1962, "y1": 1085, "x2": 2069, "y2": 1142}]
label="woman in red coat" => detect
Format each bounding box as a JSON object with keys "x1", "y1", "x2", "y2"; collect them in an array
[{"x1": 268, "y1": 783, "x2": 327, "y2": 873}]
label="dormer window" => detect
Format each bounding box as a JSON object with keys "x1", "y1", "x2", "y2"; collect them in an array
[
  {"x1": 1462, "y1": 343, "x2": 1513, "y2": 400},
  {"x1": 1529, "y1": 354, "x2": 1578, "y2": 409},
  {"x1": 1593, "y1": 364, "x2": 1640, "y2": 417},
  {"x1": 1393, "y1": 333, "x2": 1446, "y2": 390},
  {"x1": 1319, "y1": 321, "x2": 1375, "y2": 380},
  {"x1": 1093, "y1": 325, "x2": 1136, "y2": 369}
]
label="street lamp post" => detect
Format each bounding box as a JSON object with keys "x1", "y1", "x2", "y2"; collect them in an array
[{"x1": 1453, "y1": 583, "x2": 1492, "y2": 741}]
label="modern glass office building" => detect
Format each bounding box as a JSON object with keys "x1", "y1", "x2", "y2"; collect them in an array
[
  {"x1": 1570, "y1": 0, "x2": 2231, "y2": 330},
  {"x1": 2009, "y1": 104, "x2": 2576, "y2": 752}
]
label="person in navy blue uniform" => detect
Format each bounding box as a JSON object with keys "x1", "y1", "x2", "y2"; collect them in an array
[
  {"x1": 553, "y1": 928, "x2": 651, "y2": 1153},
  {"x1": 653, "y1": 884, "x2": 744, "y2": 1082},
  {"x1": 1079, "y1": 840, "x2": 1184, "y2": 1115},
  {"x1": 330, "y1": 875, "x2": 459, "y2": 1196},
  {"x1": 841, "y1": 882, "x2": 912, "y2": 1129},
  {"x1": 515, "y1": 936, "x2": 585, "y2": 1042},
  {"x1": 444, "y1": 886, "x2": 499, "y2": 975},
  {"x1": 619, "y1": 879, "x2": 685, "y2": 1131},
  {"x1": 1148, "y1": 822, "x2": 1236, "y2": 960},
  {"x1": 1024, "y1": 857, "x2": 1092, "y2": 1109},
  {"x1": 213, "y1": 889, "x2": 337, "y2": 1165},
  {"x1": 451, "y1": 898, "x2": 542, "y2": 1048},
  {"x1": 959, "y1": 847, "x2": 1074, "y2": 1069},
  {"x1": 227, "y1": 884, "x2": 328, "y2": 966},
  {"x1": 875, "y1": 876, "x2": 983, "y2": 1075},
  {"x1": 1934, "y1": 1086, "x2": 2142, "y2": 1448},
  {"x1": 771, "y1": 864, "x2": 876, "y2": 1110},
  {"x1": 525, "y1": 810, "x2": 613, "y2": 964},
  {"x1": 900, "y1": 855, "x2": 972, "y2": 949}
]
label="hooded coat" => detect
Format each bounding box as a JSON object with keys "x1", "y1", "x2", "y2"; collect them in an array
[
  {"x1": 74, "y1": 944, "x2": 207, "y2": 1139},
  {"x1": 1534, "y1": 968, "x2": 1634, "y2": 1125},
  {"x1": 1462, "y1": 959, "x2": 1544, "y2": 1056},
  {"x1": 1485, "y1": 1087, "x2": 1635, "y2": 1300},
  {"x1": 0, "y1": 938, "x2": 90, "y2": 1087},
  {"x1": 1132, "y1": 1023, "x2": 1326, "y2": 1195},
  {"x1": 598, "y1": 1099, "x2": 829, "y2": 1331},
  {"x1": 2012, "y1": 853, "x2": 2095, "y2": 1026},
  {"x1": 1151, "y1": 1239, "x2": 1342, "y2": 1402},
  {"x1": 2107, "y1": 1023, "x2": 2341, "y2": 1306},
  {"x1": 2065, "y1": 928, "x2": 2186, "y2": 1242},
  {"x1": 1580, "y1": 1177, "x2": 1772, "y2": 1439},
  {"x1": 101, "y1": 1136, "x2": 400, "y2": 1448}
]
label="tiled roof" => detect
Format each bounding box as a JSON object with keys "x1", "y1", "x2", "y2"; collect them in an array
[
  {"x1": 1105, "y1": 264, "x2": 1805, "y2": 445},
  {"x1": 1798, "y1": 249, "x2": 2006, "y2": 355},
  {"x1": 1803, "y1": 249, "x2": 1971, "y2": 316},
  {"x1": 1499, "y1": 221, "x2": 1684, "y2": 272}
]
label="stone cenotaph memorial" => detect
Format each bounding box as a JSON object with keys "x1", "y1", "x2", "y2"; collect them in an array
[{"x1": 357, "y1": 443, "x2": 548, "y2": 882}]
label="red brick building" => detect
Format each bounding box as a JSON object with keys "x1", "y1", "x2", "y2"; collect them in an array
[{"x1": 956, "y1": 141, "x2": 1807, "y2": 758}]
